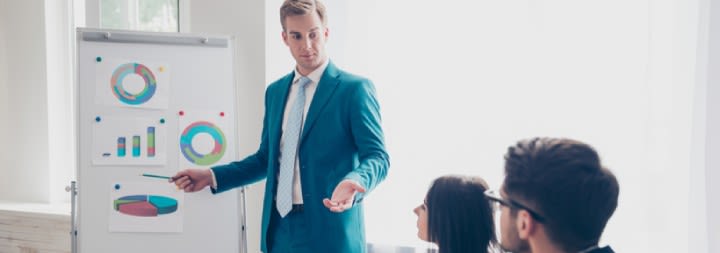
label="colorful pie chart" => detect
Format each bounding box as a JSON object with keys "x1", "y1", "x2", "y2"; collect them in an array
[
  {"x1": 113, "y1": 195, "x2": 178, "y2": 217},
  {"x1": 180, "y1": 121, "x2": 226, "y2": 165},
  {"x1": 110, "y1": 63, "x2": 157, "y2": 105}
]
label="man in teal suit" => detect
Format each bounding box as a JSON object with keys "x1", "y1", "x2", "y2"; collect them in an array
[{"x1": 171, "y1": 0, "x2": 389, "y2": 252}]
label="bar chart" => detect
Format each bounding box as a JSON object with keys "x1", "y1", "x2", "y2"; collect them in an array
[{"x1": 93, "y1": 116, "x2": 166, "y2": 166}]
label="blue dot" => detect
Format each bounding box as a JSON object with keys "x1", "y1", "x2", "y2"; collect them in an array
[
  {"x1": 96, "y1": 56, "x2": 102, "y2": 62},
  {"x1": 160, "y1": 118, "x2": 165, "y2": 124},
  {"x1": 114, "y1": 184, "x2": 120, "y2": 190},
  {"x1": 95, "y1": 116, "x2": 101, "y2": 122}
]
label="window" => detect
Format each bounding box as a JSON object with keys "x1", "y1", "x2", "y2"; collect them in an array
[{"x1": 100, "y1": 0, "x2": 179, "y2": 32}]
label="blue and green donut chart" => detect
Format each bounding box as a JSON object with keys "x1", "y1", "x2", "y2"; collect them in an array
[
  {"x1": 110, "y1": 63, "x2": 157, "y2": 105},
  {"x1": 180, "y1": 121, "x2": 226, "y2": 165}
]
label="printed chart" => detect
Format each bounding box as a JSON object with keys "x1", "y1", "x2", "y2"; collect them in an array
[
  {"x1": 178, "y1": 111, "x2": 230, "y2": 168},
  {"x1": 180, "y1": 121, "x2": 226, "y2": 166},
  {"x1": 113, "y1": 195, "x2": 178, "y2": 217},
  {"x1": 95, "y1": 58, "x2": 169, "y2": 109},
  {"x1": 109, "y1": 182, "x2": 183, "y2": 233},
  {"x1": 92, "y1": 116, "x2": 167, "y2": 166}
]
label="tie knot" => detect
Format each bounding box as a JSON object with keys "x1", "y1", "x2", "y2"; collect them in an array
[{"x1": 297, "y1": 76, "x2": 311, "y2": 88}]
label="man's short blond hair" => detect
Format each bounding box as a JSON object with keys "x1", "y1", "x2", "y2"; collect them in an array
[{"x1": 280, "y1": 0, "x2": 327, "y2": 31}]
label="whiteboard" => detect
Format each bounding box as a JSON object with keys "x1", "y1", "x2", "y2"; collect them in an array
[{"x1": 76, "y1": 28, "x2": 244, "y2": 253}]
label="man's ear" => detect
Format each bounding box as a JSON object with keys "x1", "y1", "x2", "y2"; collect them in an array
[
  {"x1": 281, "y1": 31, "x2": 289, "y2": 46},
  {"x1": 324, "y1": 27, "x2": 329, "y2": 41},
  {"x1": 516, "y1": 210, "x2": 536, "y2": 240}
]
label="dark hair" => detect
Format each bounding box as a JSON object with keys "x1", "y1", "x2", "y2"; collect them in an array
[
  {"x1": 280, "y1": 0, "x2": 327, "y2": 31},
  {"x1": 426, "y1": 175, "x2": 497, "y2": 253},
  {"x1": 503, "y1": 137, "x2": 619, "y2": 252}
]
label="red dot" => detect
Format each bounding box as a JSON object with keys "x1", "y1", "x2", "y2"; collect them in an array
[
  {"x1": 179, "y1": 111, "x2": 184, "y2": 116},
  {"x1": 220, "y1": 112, "x2": 225, "y2": 117}
]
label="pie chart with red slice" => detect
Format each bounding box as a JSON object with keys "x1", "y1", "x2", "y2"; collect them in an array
[{"x1": 113, "y1": 195, "x2": 178, "y2": 217}]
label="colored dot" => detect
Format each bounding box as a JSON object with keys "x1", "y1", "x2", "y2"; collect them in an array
[
  {"x1": 95, "y1": 116, "x2": 101, "y2": 122},
  {"x1": 179, "y1": 111, "x2": 184, "y2": 116},
  {"x1": 159, "y1": 66, "x2": 165, "y2": 72},
  {"x1": 160, "y1": 118, "x2": 166, "y2": 124},
  {"x1": 114, "y1": 184, "x2": 120, "y2": 190},
  {"x1": 96, "y1": 56, "x2": 102, "y2": 62},
  {"x1": 220, "y1": 112, "x2": 225, "y2": 117}
]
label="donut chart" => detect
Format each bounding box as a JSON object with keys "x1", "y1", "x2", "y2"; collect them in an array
[
  {"x1": 113, "y1": 195, "x2": 178, "y2": 217},
  {"x1": 110, "y1": 63, "x2": 157, "y2": 105},
  {"x1": 180, "y1": 121, "x2": 226, "y2": 165}
]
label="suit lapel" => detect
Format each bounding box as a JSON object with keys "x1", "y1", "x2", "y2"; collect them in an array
[
  {"x1": 301, "y1": 61, "x2": 340, "y2": 143},
  {"x1": 271, "y1": 72, "x2": 295, "y2": 153}
]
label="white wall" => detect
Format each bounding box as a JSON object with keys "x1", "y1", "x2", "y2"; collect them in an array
[
  {"x1": 0, "y1": 0, "x2": 75, "y2": 204},
  {"x1": 45, "y1": 0, "x2": 75, "y2": 204},
  {"x1": 264, "y1": 0, "x2": 288, "y2": 82},
  {"x1": 707, "y1": 0, "x2": 720, "y2": 249},
  {"x1": 0, "y1": 0, "x2": 50, "y2": 203},
  {"x1": 0, "y1": 0, "x2": 9, "y2": 193},
  {"x1": 186, "y1": 1, "x2": 265, "y2": 253},
  {"x1": 689, "y1": 1, "x2": 711, "y2": 252}
]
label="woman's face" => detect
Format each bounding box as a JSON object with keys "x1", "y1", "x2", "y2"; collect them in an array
[{"x1": 413, "y1": 201, "x2": 429, "y2": 241}]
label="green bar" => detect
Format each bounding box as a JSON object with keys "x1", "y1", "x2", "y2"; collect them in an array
[
  {"x1": 147, "y1": 127, "x2": 156, "y2": 157},
  {"x1": 132, "y1": 135, "x2": 140, "y2": 157}
]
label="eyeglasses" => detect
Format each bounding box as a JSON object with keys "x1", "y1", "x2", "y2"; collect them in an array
[{"x1": 484, "y1": 189, "x2": 546, "y2": 222}]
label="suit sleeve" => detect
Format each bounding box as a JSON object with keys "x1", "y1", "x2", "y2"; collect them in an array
[
  {"x1": 344, "y1": 80, "x2": 390, "y2": 203},
  {"x1": 210, "y1": 88, "x2": 272, "y2": 193}
]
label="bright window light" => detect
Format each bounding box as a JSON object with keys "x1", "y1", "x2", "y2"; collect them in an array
[
  {"x1": 266, "y1": 0, "x2": 708, "y2": 252},
  {"x1": 100, "y1": 0, "x2": 178, "y2": 32}
]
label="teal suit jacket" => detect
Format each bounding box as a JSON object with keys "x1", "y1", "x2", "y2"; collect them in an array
[{"x1": 211, "y1": 61, "x2": 390, "y2": 253}]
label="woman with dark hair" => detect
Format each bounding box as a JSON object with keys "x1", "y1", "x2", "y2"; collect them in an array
[{"x1": 414, "y1": 175, "x2": 498, "y2": 253}]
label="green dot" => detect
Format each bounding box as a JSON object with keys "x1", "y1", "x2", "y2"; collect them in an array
[
  {"x1": 96, "y1": 56, "x2": 102, "y2": 62},
  {"x1": 160, "y1": 118, "x2": 166, "y2": 124}
]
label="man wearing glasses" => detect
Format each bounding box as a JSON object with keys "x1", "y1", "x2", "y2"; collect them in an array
[{"x1": 485, "y1": 137, "x2": 619, "y2": 253}]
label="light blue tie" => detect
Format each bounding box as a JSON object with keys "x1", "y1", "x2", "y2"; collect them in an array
[{"x1": 277, "y1": 76, "x2": 311, "y2": 217}]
